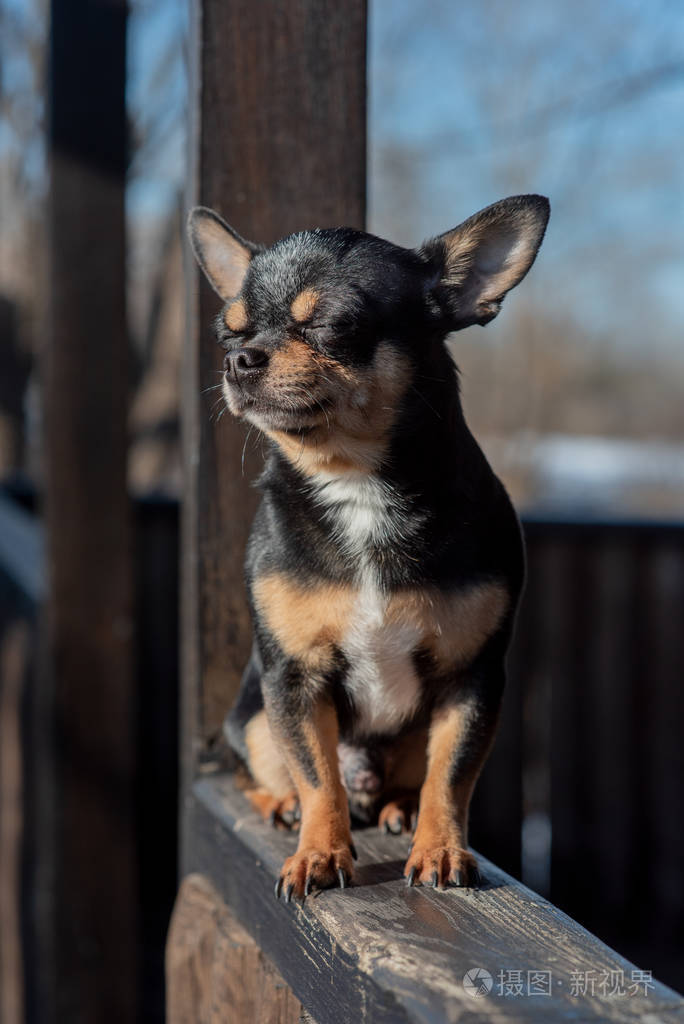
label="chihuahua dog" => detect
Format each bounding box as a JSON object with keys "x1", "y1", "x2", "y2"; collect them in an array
[{"x1": 188, "y1": 195, "x2": 549, "y2": 901}]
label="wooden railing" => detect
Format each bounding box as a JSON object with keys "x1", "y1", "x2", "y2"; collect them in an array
[
  {"x1": 168, "y1": 768, "x2": 684, "y2": 1023},
  {"x1": 3, "y1": 495, "x2": 683, "y2": 1020}
]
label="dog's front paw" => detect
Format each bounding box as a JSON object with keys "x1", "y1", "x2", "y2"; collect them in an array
[
  {"x1": 275, "y1": 845, "x2": 354, "y2": 902},
  {"x1": 404, "y1": 841, "x2": 481, "y2": 889}
]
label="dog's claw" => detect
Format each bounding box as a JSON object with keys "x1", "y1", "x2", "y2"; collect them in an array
[
  {"x1": 275, "y1": 877, "x2": 283, "y2": 899},
  {"x1": 285, "y1": 884, "x2": 294, "y2": 904},
  {"x1": 338, "y1": 868, "x2": 347, "y2": 889},
  {"x1": 304, "y1": 876, "x2": 313, "y2": 897},
  {"x1": 430, "y1": 870, "x2": 439, "y2": 888},
  {"x1": 407, "y1": 866, "x2": 417, "y2": 887}
]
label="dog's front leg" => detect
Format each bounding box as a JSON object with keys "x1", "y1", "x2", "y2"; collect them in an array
[
  {"x1": 405, "y1": 666, "x2": 504, "y2": 889},
  {"x1": 265, "y1": 681, "x2": 353, "y2": 901}
]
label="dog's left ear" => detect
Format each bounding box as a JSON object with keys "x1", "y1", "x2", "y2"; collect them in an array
[
  {"x1": 421, "y1": 195, "x2": 549, "y2": 328},
  {"x1": 187, "y1": 207, "x2": 261, "y2": 300}
]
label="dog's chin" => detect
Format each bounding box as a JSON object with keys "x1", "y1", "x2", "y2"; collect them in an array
[{"x1": 227, "y1": 393, "x2": 331, "y2": 434}]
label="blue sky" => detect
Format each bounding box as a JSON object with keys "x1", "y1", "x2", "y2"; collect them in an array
[
  {"x1": 365, "y1": 0, "x2": 684, "y2": 355},
  {"x1": 121, "y1": 0, "x2": 684, "y2": 359},
  {"x1": 0, "y1": 0, "x2": 673, "y2": 361}
]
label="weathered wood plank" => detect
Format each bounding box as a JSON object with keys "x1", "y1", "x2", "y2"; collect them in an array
[
  {"x1": 186, "y1": 773, "x2": 683, "y2": 1024},
  {"x1": 166, "y1": 873, "x2": 303, "y2": 1024}
]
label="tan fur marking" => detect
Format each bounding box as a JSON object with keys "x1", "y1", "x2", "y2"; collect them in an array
[
  {"x1": 285, "y1": 701, "x2": 351, "y2": 848},
  {"x1": 419, "y1": 705, "x2": 470, "y2": 835},
  {"x1": 266, "y1": 432, "x2": 377, "y2": 476},
  {"x1": 244, "y1": 710, "x2": 293, "y2": 799},
  {"x1": 264, "y1": 342, "x2": 411, "y2": 476},
  {"x1": 385, "y1": 582, "x2": 509, "y2": 672},
  {"x1": 271, "y1": 699, "x2": 353, "y2": 897},
  {"x1": 254, "y1": 575, "x2": 506, "y2": 677},
  {"x1": 406, "y1": 704, "x2": 473, "y2": 872},
  {"x1": 253, "y1": 573, "x2": 356, "y2": 669},
  {"x1": 224, "y1": 298, "x2": 248, "y2": 332},
  {"x1": 290, "y1": 288, "x2": 320, "y2": 323},
  {"x1": 405, "y1": 702, "x2": 495, "y2": 884},
  {"x1": 267, "y1": 338, "x2": 317, "y2": 379}
]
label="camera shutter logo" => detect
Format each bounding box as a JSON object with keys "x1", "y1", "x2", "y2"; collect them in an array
[{"x1": 463, "y1": 968, "x2": 493, "y2": 997}]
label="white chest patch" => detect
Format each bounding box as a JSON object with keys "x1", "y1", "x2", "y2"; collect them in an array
[
  {"x1": 309, "y1": 470, "x2": 423, "y2": 731},
  {"x1": 310, "y1": 470, "x2": 416, "y2": 555},
  {"x1": 341, "y1": 579, "x2": 422, "y2": 733}
]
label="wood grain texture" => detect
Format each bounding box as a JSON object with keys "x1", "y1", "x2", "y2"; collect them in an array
[
  {"x1": 167, "y1": 873, "x2": 302, "y2": 1024},
  {"x1": 185, "y1": 773, "x2": 683, "y2": 1024},
  {"x1": 182, "y1": 0, "x2": 367, "y2": 837}
]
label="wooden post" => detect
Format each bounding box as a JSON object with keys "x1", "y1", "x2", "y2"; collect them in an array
[
  {"x1": 175, "y1": 0, "x2": 366, "y2": 1010},
  {"x1": 181, "y1": 0, "x2": 367, "y2": 847},
  {"x1": 43, "y1": 1, "x2": 137, "y2": 1021}
]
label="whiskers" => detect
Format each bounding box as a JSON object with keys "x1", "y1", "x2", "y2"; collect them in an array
[
  {"x1": 241, "y1": 424, "x2": 257, "y2": 476},
  {"x1": 293, "y1": 384, "x2": 331, "y2": 429}
]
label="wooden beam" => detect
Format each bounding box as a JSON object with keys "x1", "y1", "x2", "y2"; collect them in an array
[
  {"x1": 44, "y1": 1, "x2": 136, "y2": 1020},
  {"x1": 185, "y1": 774, "x2": 684, "y2": 1024},
  {"x1": 182, "y1": 0, "x2": 367, "y2": 839},
  {"x1": 166, "y1": 873, "x2": 303, "y2": 1024}
]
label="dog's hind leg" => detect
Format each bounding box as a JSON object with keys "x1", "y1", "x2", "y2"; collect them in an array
[{"x1": 224, "y1": 646, "x2": 298, "y2": 827}]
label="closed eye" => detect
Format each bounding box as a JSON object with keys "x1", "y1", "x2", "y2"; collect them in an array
[
  {"x1": 301, "y1": 323, "x2": 332, "y2": 342},
  {"x1": 218, "y1": 330, "x2": 254, "y2": 349}
]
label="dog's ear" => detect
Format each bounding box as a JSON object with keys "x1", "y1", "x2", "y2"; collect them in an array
[
  {"x1": 421, "y1": 195, "x2": 549, "y2": 328},
  {"x1": 187, "y1": 207, "x2": 260, "y2": 300}
]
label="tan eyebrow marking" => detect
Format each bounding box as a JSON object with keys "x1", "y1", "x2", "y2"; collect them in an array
[
  {"x1": 224, "y1": 298, "x2": 249, "y2": 332},
  {"x1": 290, "y1": 288, "x2": 320, "y2": 323}
]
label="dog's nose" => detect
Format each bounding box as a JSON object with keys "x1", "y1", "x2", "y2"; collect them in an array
[{"x1": 224, "y1": 346, "x2": 269, "y2": 380}]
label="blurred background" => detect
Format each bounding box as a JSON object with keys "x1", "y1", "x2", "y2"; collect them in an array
[
  {"x1": 0, "y1": 0, "x2": 682, "y2": 1020},
  {"x1": 4, "y1": 0, "x2": 684, "y2": 511}
]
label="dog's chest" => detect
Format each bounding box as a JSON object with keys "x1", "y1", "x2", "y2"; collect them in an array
[
  {"x1": 340, "y1": 579, "x2": 422, "y2": 733},
  {"x1": 255, "y1": 473, "x2": 509, "y2": 735},
  {"x1": 312, "y1": 471, "x2": 424, "y2": 732},
  {"x1": 311, "y1": 470, "x2": 415, "y2": 555}
]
